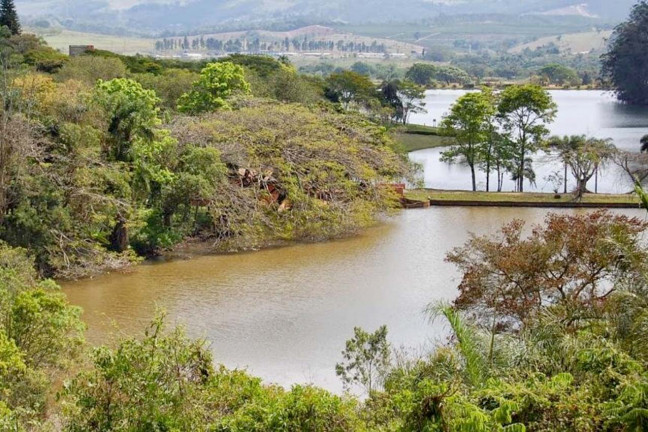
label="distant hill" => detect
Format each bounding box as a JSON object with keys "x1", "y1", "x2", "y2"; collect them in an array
[{"x1": 17, "y1": 0, "x2": 638, "y2": 35}]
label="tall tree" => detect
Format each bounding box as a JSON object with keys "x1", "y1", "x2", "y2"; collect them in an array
[
  {"x1": 325, "y1": 70, "x2": 377, "y2": 110},
  {"x1": 441, "y1": 89, "x2": 496, "y2": 191},
  {"x1": 397, "y1": 80, "x2": 426, "y2": 124},
  {"x1": 549, "y1": 135, "x2": 616, "y2": 198},
  {"x1": 447, "y1": 211, "x2": 648, "y2": 331},
  {"x1": 497, "y1": 85, "x2": 557, "y2": 192},
  {"x1": 0, "y1": 0, "x2": 20, "y2": 35},
  {"x1": 602, "y1": 0, "x2": 648, "y2": 105}
]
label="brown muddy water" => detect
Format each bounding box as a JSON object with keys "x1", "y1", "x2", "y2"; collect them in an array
[{"x1": 62, "y1": 207, "x2": 646, "y2": 392}]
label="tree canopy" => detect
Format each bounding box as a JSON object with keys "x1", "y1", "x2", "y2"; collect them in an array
[
  {"x1": 602, "y1": 0, "x2": 648, "y2": 105},
  {"x1": 177, "y1": 61, "x2": 250, "y2": 114}
]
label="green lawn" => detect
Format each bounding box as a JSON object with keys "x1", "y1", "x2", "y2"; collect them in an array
[
  {"x1": 33, "y1": 29, "x2": 156, "y2": 55},
  {"x1": 392, "y1": 132, "x2": 453, "y2": 152},
  {"x1": 404, "y1": 189, "x2": 641, "y2": 205},
  {"x1": 391, "y1": 124, "x2": 455, "y2": 152}
]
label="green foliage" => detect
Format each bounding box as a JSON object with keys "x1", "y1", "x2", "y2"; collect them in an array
[
  {"x1": 325, "y1": 70, "x2": 378, "y2": 109},
  {"x1": 538, "y1": 63, "x2": 579, "y2": 86},
  {"x1": 602, "y1": 0, "x2": 648, "y2": 105},
  {"x1": 62, "y1": 313, "x2": 213, "y2": 431},
  {"x1": 135, "y1": 68, "x2": 198, "y2": 109},
  {"x1": 57, "y1": 56, "x2": 128, "y2": 85},
  {"x1": 0, "y1": 0, "x2": 20, "y2": 35},
  {"x1": 63, "y1": 313, "x2": 361, "y2": 432},
  {"x1": 170, "y1": 103, "x2": 410, "y2": 249},
  {"x1": 405, "y1": 63, "x2": 472, "y2": 87},
  {"x1": 93, "y1": 78, "x2": 161, "y2": 162},
  {"x1": 441, "y1": 88, "x2": 496, "y2": 191},
  {"x1": 336, "y1": 326, "x2": 391, "y2": 394},
  {"x1": 497, "y1": 84, "x2": 557, "y2": 192},
  {"x1": 0, "y1": 242, "x2": 84, "y2": 429},
  {"x1": 548, "y1": 135, "x2": 616, "y2": 197},
  {"x1": 177, "y1": 61, "x2": 251, "y2": 114}
]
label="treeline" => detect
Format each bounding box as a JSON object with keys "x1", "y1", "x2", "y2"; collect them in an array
[{"x1": 155, "y1": 35, "x2": 389, "y2": 54}]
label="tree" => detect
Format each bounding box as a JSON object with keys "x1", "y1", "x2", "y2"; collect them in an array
[
  {"x1": 0, "y1": 0, "x2": 20, "y2": 35},
  {"x1": 177, "y1": 62, "x2": 250, "y2": 114},
  {"x1": 62, "y1": 313, "x2": 215, "y2": 431},
  {"x1": 548, "y1": 135, "x2": 616, "y2": 198},
  {"x1": 336, "y1": 326, "x2": 390, "y2": 394},
  {"x1": 398, "y1": 80, "x2": 426, "y2": 124},
  {"x1": 441, "y1": 89, "x2": 496, "y2": 191},
  {"x1": 612, "y1": 150, "x2": 648, "y2": 189},
  {"x1": 325, "y1": 70, "x2": 377, "y2": 110},
  {"x1": 0, "y1": 242, "x2": 84, "y2": 428},
  {"x1": 497, "y1": 85, "x2": 557, "y2": 192},
  {"x1": 602, "y1": 1, "x2": 648, "y2": 105},
  {"x1": 405, "y1": 63, "x2": 471, "y2": 87},
  {"x1": 446, "y1": 211, "x2": 648, "y2": 332},
  {"x1": 539, "y1": 63, "x2": 579, "y2": 86},
  {"x1": 93, "y1": 78, "x2": 161, "y2": 162}
]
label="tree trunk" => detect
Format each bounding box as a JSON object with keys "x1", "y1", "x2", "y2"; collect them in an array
[
  {"x1": 470, "y1": 163, "x2": 477, "y2": 192},
  {"x1": 563, "y1": 162, "x2": 568, "y2": 194},
  {"x1": 485, "y1": 157, "x2": 491, "y2": 192},
  {"x1": 109, "y1": 216, "x2": 129, "y2": 253},
  {"x1": 576, "y1": 178, "x2": 587, "y2": 200},
  {"x1": 518, "y1": 155, "x2": 524, "y2": 192}
]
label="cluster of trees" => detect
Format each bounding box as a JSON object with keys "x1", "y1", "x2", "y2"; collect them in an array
[
  {"x1": 439, "y1": 85, "x2": 640, "y2": 195},
  {"x1": 155, "y1": 35, "x2": 389, "y2": 54},
  {"x1": 0, "y1": 20, "x2": 417, "y2": 279},
  {"x1": 440, "y1": 85, "x2": 557, "y2": 192},
  {"x1": 405, "y1": 63, "x2": 473, "y2": 87},
  {"x1": 322, "y1": 70, "x2": 427, "y2": 125},
  {"x1": 6, "y1": 206, "x2": 648, "y2": 430}
]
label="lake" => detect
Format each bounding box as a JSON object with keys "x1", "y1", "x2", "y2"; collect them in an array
[
  {"x1": 409, "y1": 90, "x2": 648, "y2": 193},
  {"x1": 62, "y1": 207, "x2": 646, "y2": 393},
  {"x1": 61, "y1": 90, "x2": 648, "y2": 394}
]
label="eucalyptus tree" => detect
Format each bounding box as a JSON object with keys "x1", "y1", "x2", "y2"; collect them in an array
[
  {"x1": 441, "y1": 89, "x2": 496, "y2": 191},
  {"x1": 497, "y1": 85, "x2": 557, "y2": 192}
]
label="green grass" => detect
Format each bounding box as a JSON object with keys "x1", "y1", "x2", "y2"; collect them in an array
[
  {"x1": 393, "y1": 133, "x2": 452, "y2": 152},
  {"x1": 404, "y1": 189, "x2": 641, "y2": 205},
  {"x1": 509, "y1": 30, "x2": 612, "y2": 54},
  {"x1": 390, "y1": 124, "x2": 454, "y2": 152},
  {"x1": 34, "y1": 29, "x2": 156, "y2": 55}
]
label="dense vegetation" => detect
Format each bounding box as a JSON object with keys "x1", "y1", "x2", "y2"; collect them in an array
[
  {"x1": 0, "y1": 31, "x2": 420, "y2": 278},
  {"x1": 5, "y1": 205, "x2": 648, "y2": 430},
  {"x1": 602, "y1": 0, "x2": 648, "y2": 105},
  {"x1": 5, "y1": 8, "x2": 648, "y2": 431}
]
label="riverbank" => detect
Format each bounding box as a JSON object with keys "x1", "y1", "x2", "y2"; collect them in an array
[
  {"x1": 390, "y1": 124, "x2": 454, "y2": 152},
  {"x1": 404, "y1": 189, "x2": 643, "y2": 208}
]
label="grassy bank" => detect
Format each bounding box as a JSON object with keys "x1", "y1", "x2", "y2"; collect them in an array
[
  {"x1": 405, "y1": 189, "x2": 641, "y2": 206},
  {"x1": 391, "y1": 124, "x2": 454, "y2": 152}
]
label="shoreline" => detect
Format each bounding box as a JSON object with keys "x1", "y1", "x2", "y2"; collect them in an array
[{"x1": 404, "y1": 189, "x2": 643, "y2": 209}]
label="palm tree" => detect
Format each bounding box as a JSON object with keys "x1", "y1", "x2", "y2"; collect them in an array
[
  {"x1": 548, "y1": 135, "x2": 584, "y2": 194},
  {"x1": 548, "y1": 135, "x2": 616, "y2": 199}
]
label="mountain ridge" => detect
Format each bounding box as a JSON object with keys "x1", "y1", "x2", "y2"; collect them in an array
[{"x1": 17, "y1": 0, "x2": 637, "y2": 35}]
